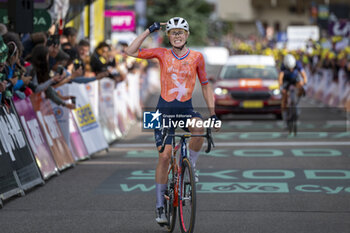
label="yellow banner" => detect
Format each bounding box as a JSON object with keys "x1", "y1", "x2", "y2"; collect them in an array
[{"x1": 91, "y1": 0, "x2": 105, "y2": 47}]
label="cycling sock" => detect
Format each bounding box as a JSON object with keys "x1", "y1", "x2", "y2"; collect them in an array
[
  {"x1": 156, "y1": 183, "x2": 167, "y2": 208},
  {"x1": 189, "y1": 149, "x2": 200, "y2": 168}
]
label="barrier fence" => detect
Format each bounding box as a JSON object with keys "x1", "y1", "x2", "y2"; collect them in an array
[
  {"x1": 306, "y1": 67, "x2": 350, "y2": 112},
  {"x1": 0, "y1": 69, "x2": 156, "y2": 207},
  {"x1": 0, "y1": 101, "x2": 44, "y2": 205}
]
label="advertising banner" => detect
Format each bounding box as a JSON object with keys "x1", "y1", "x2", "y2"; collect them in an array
[
  {"x1": 30, "y1": 93, "x2": 75, "y2": 170},
  {"x1": 99, "y1": 79, "x2": 119, "y2": 143},
  {"x1": 105, "y1": 10, "x2": 135, "y2": 32},
  {"x1": 69, "y1": 112, "x2": 89, "y2": 160},
  {"x1": 51, "y1": 102, "x2": 70, "y2": 147},
  {"x1": 0, "y1": 106, "x2": 22, "y2": 201},
  {"x1": 122, "y1": 78, "x2": 136, "y2": 125},
  {"x1": 53, "y1": 84, "x2": 89, "y2": 160},
  {"x1": 0, "y1": 9, "x2": 52, "y2": 33},
  {"x1": 338, "y1": 69, "x2": 349, "y2": 108},
  {"x1": 50, "y1": 90, "x2": 88, "y2": 162},
  {"x1": 329, "y1": 20, "x2": 350, "y2": 37},
  {"x1": 0, "y1": 101, "x2": 43, "y2": 197},
  {"x1": 70, "y1": 83, "x2": 108, "y2": 154},
  {"x1": 14, "y1": 97, "x2": 58, "y2": 179},
  {"x1": 114, "y1": 82, "x2": 127, "y2": 136},
  {"x1": 287, "y1": 26, "x2": 319, "y2": 50},
  {"x1": 126, "y1": 72, "x2": 141, "y2": 118},
  {"x1": 85, "y1": 81, "x2": 99, "y2": 120}
]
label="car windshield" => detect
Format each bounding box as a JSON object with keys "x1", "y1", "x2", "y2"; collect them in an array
[{"x1": 220, "y1": 65, "x2": 278, "y2": 80}]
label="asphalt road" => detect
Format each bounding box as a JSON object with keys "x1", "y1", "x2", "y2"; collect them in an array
[{"x1": 0, "y1": 89, "x2": 349, "y2": 233}]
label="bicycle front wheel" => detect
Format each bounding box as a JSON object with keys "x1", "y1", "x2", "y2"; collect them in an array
[
  {"x1": 165, "y1": 164, "x2": 177, "y2": 232},
  {"x1": 178, "y1": 158, "x2": 196, "y2": 233},
  {"x1": 288, "y1": 105, "x2": 297, "y2": 135}
]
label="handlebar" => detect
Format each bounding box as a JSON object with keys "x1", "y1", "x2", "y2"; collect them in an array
[{"x1": 158, "y1": 128, "x2": 215, "y2": 153}]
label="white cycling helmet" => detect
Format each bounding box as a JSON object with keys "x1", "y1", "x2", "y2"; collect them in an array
[
  {"x1": 284, "y1": 54, "x2": 296, "y2": 69},
  {"x1": 166, "y1": 17, "x2": 189, "y2": 33}
]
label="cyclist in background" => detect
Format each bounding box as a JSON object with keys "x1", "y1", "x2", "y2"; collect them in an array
[
  {"x1": 125, "y1": 17, "x2": 220, "y2": 225},
  {"x1": 279, "y1": 54, "x2": 308, "y2": 124}
]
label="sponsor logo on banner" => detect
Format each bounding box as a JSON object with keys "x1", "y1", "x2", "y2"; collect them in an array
[
  {"x1": 329, "y1": 20, "x2": 350, "y2": 37},
  {"x1": 103, "y1": 82, "x2": 113, "y2": 90},
  {"x1": 52, "y1": 106, "x2": 64, "y2": 120},
  {"x1": 104, "y1": 10, "x2": 135, "y2": 31},
  {"x1": 0, "y1": 107, "x2": 26, "y2": 161},
  {"x1": 74, "y1": 104, "x2": 98, "y2": 132}
]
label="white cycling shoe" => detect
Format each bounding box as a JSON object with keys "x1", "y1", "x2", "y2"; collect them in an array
[{"x1": 155, "y1": 207, "x2": 167, "y2": 224}]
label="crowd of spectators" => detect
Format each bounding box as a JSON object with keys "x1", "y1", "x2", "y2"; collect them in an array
[
  {"x1": 225, "y1": 35, "x2": 350, "y2": 83},
  {"x1": 0, "y1": 24, "x2": 149, "y2": 111}
]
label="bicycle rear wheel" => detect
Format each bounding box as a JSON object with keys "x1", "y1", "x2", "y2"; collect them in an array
[
  {"x1": 292, "y1": 109, "x2": 297, "y2": 135},
  {"x1": 178, "y1": 158, "x2": 196, "y2": 233},
  {"x1": 164, "y1": 164, "x2": 177, "y2": 232}
]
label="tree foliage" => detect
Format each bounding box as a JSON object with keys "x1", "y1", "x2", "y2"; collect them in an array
[{"x1": 146, "y1": 0, "x2": 213, "y2": 46}]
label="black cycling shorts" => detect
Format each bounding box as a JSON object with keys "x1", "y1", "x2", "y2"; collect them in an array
[{"x1": 154, "y1": 96, "x2": 202, "y2": 148}]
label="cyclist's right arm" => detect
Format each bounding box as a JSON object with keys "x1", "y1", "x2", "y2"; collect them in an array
[
  {"x1": 125, "y1": 29, "x2": 151, "y2": 58},
  {"x1": 125, "y1": 22, "x2": 165, "y2": 57}
]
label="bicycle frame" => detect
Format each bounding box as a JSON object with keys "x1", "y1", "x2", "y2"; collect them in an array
[
  {"x1": 160, "y1": 128, "x2": 214, "y2": 228},
  {"x1": 169, "y1": 134, "x2": 191, "y2": 208}
]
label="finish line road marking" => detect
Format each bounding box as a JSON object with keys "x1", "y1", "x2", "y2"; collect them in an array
[{"x1": 112, "y1": 141, "x2": 350, "y2": 148}]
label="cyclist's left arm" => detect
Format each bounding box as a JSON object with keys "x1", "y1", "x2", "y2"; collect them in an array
[
  {"x1": 201, "y1": 83, "x2": 215, "y2": 116},
  {"x1": 296, "y1": 61, "x2": 308, "y2": 85},
  {"x1": 196, "y1": 53, "x2": 216, "y2": 117}
]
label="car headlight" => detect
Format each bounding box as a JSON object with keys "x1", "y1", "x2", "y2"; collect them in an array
[
  {"x1": 272, "y1": 89, "x2": 280, "y2": 96},
  {"x1": 214, "y1": 88, "x2": 228, "y2": 95}
]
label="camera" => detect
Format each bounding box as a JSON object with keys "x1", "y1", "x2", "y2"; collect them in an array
[
  {"x1": 107, "y1": 67, "x2": 120, "y2": 79},
  {"x1": 71, "y1": 96, "x2": 76, "y2": 105},
  {"x1": 73, "y1": 58, "x2": 83, "y2": 70},
  {"x1": 56, "y1": 65, "x2": 65, "y2": 75},
  {"x1": 6, "y1": 81, "x2": 12, "y2": 88},
  {"x1": 47, "y1": 35, "x2": 60, "y2": 47}
]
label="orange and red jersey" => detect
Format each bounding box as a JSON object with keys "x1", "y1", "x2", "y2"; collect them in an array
[{"x1": 137, "y1": 48, "x2": 208, "y2": 102}]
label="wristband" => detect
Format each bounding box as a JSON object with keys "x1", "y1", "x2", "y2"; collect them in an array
[
  {"x1": 148, "y1": 22, "x2": 160, "y2": 33},
  {"x1": 210, "y1": 114, "x2": 219, "y2": 123}
]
